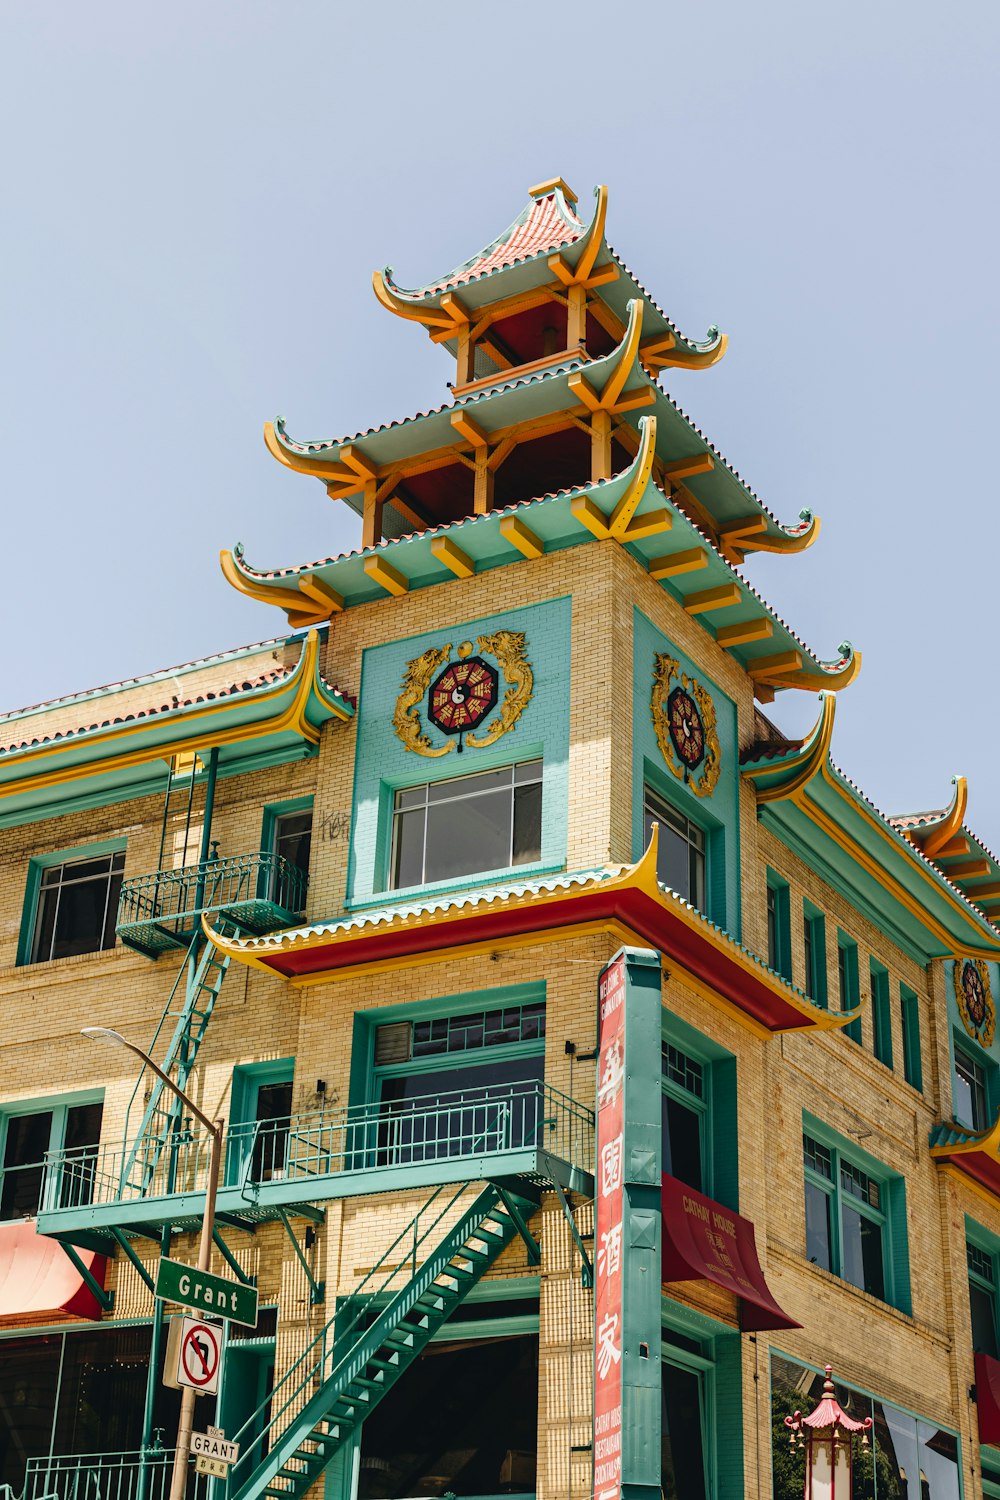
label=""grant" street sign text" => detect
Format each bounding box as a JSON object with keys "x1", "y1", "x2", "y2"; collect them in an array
[{"x1": 155, "y1": 1257, "x2": 258, "y2": 1328}]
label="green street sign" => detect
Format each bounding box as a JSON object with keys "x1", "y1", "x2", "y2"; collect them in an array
[{"x1": 155, "y1": 1257, "x2": 258, "y2": 1328}]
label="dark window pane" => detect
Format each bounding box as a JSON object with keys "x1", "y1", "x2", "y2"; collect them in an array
[
  {"x1": 424, "y1": 793, "x2": 510, "y2": 882},
  {"x1": 252, "y1": 1082, "x2": 293, "y2": 1180},
  {"x1": 1, "y1": 1111, "x2": 52, "y2": 1219},
  {"x1": 955, "y1": 1050, "x2": 988, "y2": 1131},
  {"x1": 512, "y1": 781, "x2": 542, "y2": 864},
  {"x1": 917, "y1": 1420, "x2": 960, "y2": 1500},
  {"x1": 767, "y1": 886, "x2": 778, "y2": 969},
  {"x1": 427, "y1": 766, "x2": 512, "y2": 801},
  {"x1": 662, "y1": 1362, "x2": 707, "y2": 1500},
  {"x1": 841, "y1": 1204, "x2": 884, "y2": 1300},
  {"x1": 662, "y1": 1094, "x2": 702, "y2": 1192},
  {"x1": 392, "y1": 807, "x2": 426, "y2": 888},
  {"x1": 274, "y1": 811, "x2": 312, "y2": 879},
  {"x1": 378, "y1": 1057, "x2": 544, "y2": 1162},
  {"x1": 60, "y1": 1103, "x2": 104, "y2": 1210},
  {"x1": 804, "y1": 1181, "x2": 832, "y2": 1271},
  {"x1": 31, "y1": 855, "x2": 122, "y2": 964},
  {"x1": 971, "y1": 1282, "x2": 999, "y2": 1356}
]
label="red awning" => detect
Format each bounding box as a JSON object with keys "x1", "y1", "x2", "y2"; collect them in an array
[
  {"x1": 661, "y1": 1174, "x2": 800, "y2": 1332},
  {"x1": 976, "y1": 1352, "x2": 1000, "y2": 1445},
  {"x1": 0, "y1": 1219, "x2": 107, "y2": 1326}
]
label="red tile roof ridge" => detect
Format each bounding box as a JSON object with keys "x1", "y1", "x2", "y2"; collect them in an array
[
  {"x1": 0, "y1": 663, "x2": 300, "y2": 757},
  {"x1": 0, "y1": 633, "x2": 300, "y2": 725},
  {"x1": 738, "y1": 737, "x2": 804, "y2": 765}
]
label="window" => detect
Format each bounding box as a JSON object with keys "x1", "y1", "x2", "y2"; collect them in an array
[
  {"x1": 870, "y1": 961, "x2": 893, "y2": 1069},
  {"x1": 900, "y1": 985, "x2": 922, "y2": 1091},
  {"x1": 662, "y1": 1339, "x2": 710, "y2": 1500},
  {"x1": 766, "y1": 873, "x2": 791, "y2": 980},
  {"x1": 771, "y1": 1354, "x2": 961, "y2": 1500},
  {"x1": 228, "y1": 1063, "x2": 294, "y2": 1187},
  {"x1": 26, "y1": 850, "x2": 125, "y2": 965},
  {"x1": 955, "y1": 1046, "x2": 990, "y2": 1131},
  {"x1": 660, "y1": 1024, "x2": 738, "y2": 1210},
  {"x1": 662, "y1": 1043, "x2": 706, "y2": 1193},
  {"x1": 837, "y1": 933, "x2": 862, "y2": 1044},
  {"x1": 0, "y1": 1098, "x2": 103, "y2": 1219},
  {"x1": 644, "y1": 785, "x2": 705, "y2": 909},
  {"x1": 390, "y1": 760, "x2": 542, "y2": 890},
  {"x1": 262, "y1": 800, "x2": 312, "y2": 911},
  {"x1": 968, "y1": 1239, "x2": 999, "y2": 1358},
  {"x1": 367, "y1": 992, "x2": 546, "y2": 1164},
  {"x1": 802, "y1": 1127, "x2": 909, "y2": 1308},
  {"x1": 803, "y1": 905, "x2": 827, "y2": 1006}
]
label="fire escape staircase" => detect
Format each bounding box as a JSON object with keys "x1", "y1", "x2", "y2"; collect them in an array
[{"x1": 225, "y1": 1181, "x2": 540, "y2": 1500}]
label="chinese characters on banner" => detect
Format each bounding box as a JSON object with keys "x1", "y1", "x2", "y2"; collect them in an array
[{"x1": 594, "y1": 955, "x2": 626, "y2": 1500}]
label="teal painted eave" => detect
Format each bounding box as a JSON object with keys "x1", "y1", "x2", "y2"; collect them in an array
[
  {"x1": 233, "y1": 465, "x2": 852, "y2": 686},
  {"x1": 760, "y1": 765, "x2": 1000, "y2": 960}
]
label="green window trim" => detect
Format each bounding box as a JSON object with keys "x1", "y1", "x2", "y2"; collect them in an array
[
  {"x1": 803, "y1": 902, "x2": 827, "y2": 1009},
  {"x1": 16, "y1": 836, "x2": 128, "y2": 968},
  {"x1": 837, "y1": 932, "x2": 862, "y2": 1045},
  {"x1": 870, "y1": 960, "x2": 893, "y2": 1070},
  {"x1": 227, "y1": 1059, "x2": 294, "y2": 1188},
  {"x1": 801, "y1": 1112, "x2": 911, "y2": 1316},
  {"x1": 766, "y1": 871, "x2": 791, "y2": 982},
  {"x1": 661, "y1": 1013, "x2": 738, "y2": 1212},
  {"x1": 899, "y1": 984, "x2": 923, "y2": 1092}
]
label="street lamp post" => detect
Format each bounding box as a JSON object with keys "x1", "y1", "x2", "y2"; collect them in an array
[{"x1": 82, "y1": 1027, "x2": 224, "y2": 1500}]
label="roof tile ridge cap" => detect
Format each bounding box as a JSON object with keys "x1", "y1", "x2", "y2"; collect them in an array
[
  {"x1": 738, "y1": 738, "x2": 805, "y2": 767},
  {"x1": 0, "y1": 633, "x2": 295, "y2": 725},
  {"x1": 828, "y1": 757, "x2": 1000, "y2": 927}
]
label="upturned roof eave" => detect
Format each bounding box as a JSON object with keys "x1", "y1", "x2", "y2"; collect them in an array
[
  {"x1": 226, "y1": 451, "x2": 857, "y2": 691},
  {"x1": 205, "y1": 829, "x2": 853, "y2": 1035},
  {"x1": 761, "y1": 758, "x2": 1000, "y2": 959},
  {"x1": 0, "y1": 631, "x2": 354, "y2": 829}
]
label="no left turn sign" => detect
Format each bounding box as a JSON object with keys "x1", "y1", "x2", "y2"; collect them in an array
[{"x1": 177, "y1": 1317, "x2": 223, "y2": 1395}]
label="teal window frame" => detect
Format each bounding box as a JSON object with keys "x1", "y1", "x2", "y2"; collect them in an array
[
  {"x1": 953, "y1": 1036, "x2": 994, "y2": 1132},
  {"x1": 260, "y1": 796, "x2": 313, "y2": 906},
  {"x1": 0, "y1": 1088, "x2": 104, "y2": 1217},
  {"x1": 967, "y1": 1225, "x2": 1000, "y2": 1358},
  {"x1": 899, "y1": 984, "x2": 923, "y2": 1091},
  {"x1": 801, "y1": 1114, "x2": 911, "y2": 1314},
  {"x1": 17, "y1": 837, "x2": 127, "y2": 968},
  {"x1": 837, "y1": 932, "x2": 862, "y2": 1044},
  {"x1": 348, "y1": 984, "x2": 547, "y2": 1179},
  {"x1": 870, "y1": 960, "x2": 893, "y2": 1069},
  {"x1": 766, "y1": 872, "x2": 791, "y2": 981},
  {"x1": 660, "y1": 1298, "x2": 744, "y2": 1500},
  {"x1": 661, "y1": 1014, "x2": 738, "y2": 1212},
  {"x1": 802, "y1": 902, "x2": 827, "y2": 1007},
  {"x1": 226, "y1": 1059, "x2": 294, "y2": 1188}
]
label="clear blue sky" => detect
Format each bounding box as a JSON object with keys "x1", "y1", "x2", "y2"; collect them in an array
[{"x1": 3, "y1": 2, "x2": 999, "y2": 840}]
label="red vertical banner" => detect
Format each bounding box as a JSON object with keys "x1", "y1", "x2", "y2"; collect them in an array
[{"x1": 593, "y1": 954, "x2": 626, "y2": 1500}]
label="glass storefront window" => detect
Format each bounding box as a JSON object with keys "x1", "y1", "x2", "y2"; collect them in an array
[{"x1": 770, "y1": 1353, "x2": 960, "y2": 1500}]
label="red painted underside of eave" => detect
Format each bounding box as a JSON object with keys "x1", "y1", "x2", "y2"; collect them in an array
[
  {"x1": 938, "y1": 1149, "x2": 1000, "y2": 1198},
  {"x1": 253, "y1": 885, "x2": 812, "y2": 1031}
]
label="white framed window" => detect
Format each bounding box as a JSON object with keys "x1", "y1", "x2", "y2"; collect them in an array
[{"x1": 389, "y1": 759, "x2": 542, "y2": 890}]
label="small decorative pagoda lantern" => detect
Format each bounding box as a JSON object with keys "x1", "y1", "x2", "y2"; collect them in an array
[{"x1": 784, "y1": 1365, "x2": 872, "y2": 1500}]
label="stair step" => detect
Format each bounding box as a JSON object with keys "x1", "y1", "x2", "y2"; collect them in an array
[
  {"x1": 353, "y1": 1374, "x2": 386, "y2": 1390},
  {"x1": 368, "y1": 1355, "x2": 400, "y2": 1371},
  {"x1": 382, "y1": 1329, "x2": 415, "y2": 1348}
]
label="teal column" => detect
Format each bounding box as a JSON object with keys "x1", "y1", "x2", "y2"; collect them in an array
[{"x1": 593, "y1": 947, "x2": 662, "y2": 1500}]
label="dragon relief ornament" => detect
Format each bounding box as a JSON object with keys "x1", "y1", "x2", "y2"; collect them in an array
[
  {"x1": 955, "y1": 957, "x2": 996, "y2": 1048},
  {"x1": 651, "y1": 652, "x2": 721, "y2": 798},
  {"x1": 393, "y1": 631, "x2": 534, "y2": 758}
]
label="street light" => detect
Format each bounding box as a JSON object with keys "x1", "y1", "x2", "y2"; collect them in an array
[{"x1": 82, "y1": 1027, "x2": 224, "y2": 1500}]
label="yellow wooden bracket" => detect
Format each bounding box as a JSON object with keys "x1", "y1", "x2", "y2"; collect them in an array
[
  {"x1": 647, "y1": 547, "x2": 709, "y2": 580},
  {"x1": 499, "y1": 516, "x2": 544, "y2": 559},
  {"x1": 430, "y1": 536, "x2": 475, "y2": 579},
  {"x1": 683, "y1": 583, "x2": 742, "y2": 616},
  {"x1": 715, "y1": 618, "x2": 772, "y2": 648},
  {"x1": 566, "y1": 297, "x2": 644, "y2": 413},
  {"x1": 363, "y1": 555, "x2": 409, "y2": 597}
]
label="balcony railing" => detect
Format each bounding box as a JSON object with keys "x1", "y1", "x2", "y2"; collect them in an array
[
  {"x1": 38, "y1": 1082, "x2": 595, "y2": 1234},
  {"x1": 21, "y1": 1450, "x2": 208, "y2": 1500},
  {"x1": 115, "y1": 850, "x2": 307, "y2": 955}
]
